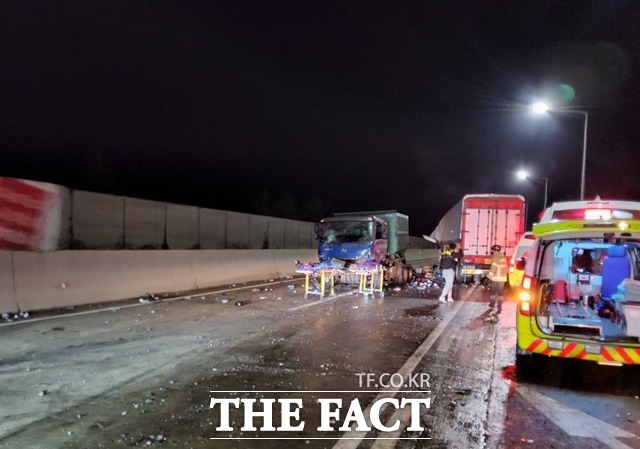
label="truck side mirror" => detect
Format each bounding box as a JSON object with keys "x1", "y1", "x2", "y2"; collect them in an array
[{"x1": 515, "y1": 259, "x2": 526, "y2": 270}]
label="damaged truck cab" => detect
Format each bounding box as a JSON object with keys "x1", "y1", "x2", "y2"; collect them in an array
[
  {"x1": 315, "y1": 211, "x2": 412, "y2": 284},
  {"x1": 316, "y1": 215, "x2": 389, "y2": 263},
  {"x1": 516, "y1": 213, "x2": 640, "y2": 371}
]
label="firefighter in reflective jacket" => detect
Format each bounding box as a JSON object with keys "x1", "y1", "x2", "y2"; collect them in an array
[{"x1": 487, "y1": 244, "x2": 508, "y2": 314}]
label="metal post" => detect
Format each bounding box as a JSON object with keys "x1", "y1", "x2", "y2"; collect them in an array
[
  {"x1": 580, "y1": 111, "x2": 589, "y2": 200},
  {"x1": 543, "y1": 177, "x2": 549, "y2": 211}
]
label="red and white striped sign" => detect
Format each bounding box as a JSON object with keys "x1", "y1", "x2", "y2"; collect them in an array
[{"x1": 0, "y1": 177, "x2": 60, "y2": 251}]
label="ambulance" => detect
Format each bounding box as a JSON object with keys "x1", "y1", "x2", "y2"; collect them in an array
[
  {"x1": 508, "y1": 231, "x2": 535, "y2": 288},
  {"x1": 515, "y1": 203, "x2": 640, "y2": 372}
]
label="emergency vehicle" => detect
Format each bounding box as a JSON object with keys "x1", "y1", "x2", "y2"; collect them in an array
[
  {"x1": 508, "y1": 231, "x2": 534, "y2": 288},
  {"x1": 515, "y1": 205, "x2": 640, "y2": 372}
]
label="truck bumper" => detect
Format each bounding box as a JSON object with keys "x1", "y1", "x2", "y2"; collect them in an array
[{"x1": 460, "y1": 263, "x2": 490, "y2": 276}]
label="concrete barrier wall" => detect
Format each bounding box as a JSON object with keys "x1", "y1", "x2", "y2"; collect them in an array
[
  {"x1": 284, "y1": 220, "x2": 300, "y2": 249},
  {"x1": 268, "y1": 219, "x2": 285, "y2": 249},
  {"x1": 248, "y1": 215, "x2": 269, "y2": 249},
  {"x1": 0, "y1": 252, "x2": 15, "y2": 313},
  {"x1": 200, "y1": 208, "x2": 226, "y2": 249},
  {"x1": 3, "y1": 177, "x2": 425, "y2": 252},
  {"x1": 273, "y1": 249, "x2": 318, "y2": 274},
  {"x1": 226, "y1": 212, "x2": 250, "y2": 248},
  {"x1": 167, "y1": 204, "x2": 199, "y2": 249},
  {"x1": 1, "y1": 249, "x2": 317, "y2": 314},
  {"x1": 73, "y1": 191, "x2": 125, "y2": 248},
  {"x1": 125, "y1": 198, "x2": 166, "y2": 248},
  {"x1": 0, "y1": 247, "x2": 440, "y2": 315},
  {"x1": 65, "y1": 189, "x2": 315, "y2": 250},
  {"x1": 299, "y1": 222, "x2": 314, "y2": 249},
  {"x1": 57, "y1": 186, "x2": 72, "y2": 250}
]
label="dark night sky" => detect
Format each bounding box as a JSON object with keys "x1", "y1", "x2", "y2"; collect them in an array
[{"x1": 1, "y1": 1, "x2": 640, "y2": 234}]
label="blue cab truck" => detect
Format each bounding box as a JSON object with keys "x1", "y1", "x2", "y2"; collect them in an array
[{"x1": 315, "y1": 210, "x2": 412, "y2": 284}]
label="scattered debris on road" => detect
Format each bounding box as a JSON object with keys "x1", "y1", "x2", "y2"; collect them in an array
[
  {"x1": 138, "y1": 293, "x2": 160, "y2": 303},
  {"x1": 2, "y1": 311, "x2": 31, "y2": 322},
  {"x1": 455, "y1": 388, "x2": 473, "y2": 395}
]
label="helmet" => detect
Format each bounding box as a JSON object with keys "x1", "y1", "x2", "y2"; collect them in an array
[{"x1": 491, "y1": 244, "x2": 502, "y2": 252}]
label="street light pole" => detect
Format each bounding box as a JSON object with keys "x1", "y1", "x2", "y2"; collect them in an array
[
  {"x1": 515, "y1": 169, "x2": 550, "y2": 210},
  {"x1": 579, "y1": 110, "x2": 589, "y2": 201},
  {"x1": 531, "y1": 102, "x2": 589, "y2": 200}
]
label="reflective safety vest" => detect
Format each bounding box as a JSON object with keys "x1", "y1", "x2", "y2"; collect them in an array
[
  {"x1": 440, "y1": 249, "x2": 456, "y2": 270},
  {"x1": 488, "y1": 252, "x2": 508, "y2": 282}
]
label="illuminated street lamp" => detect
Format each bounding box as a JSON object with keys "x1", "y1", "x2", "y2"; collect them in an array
[
  {"x1": 516, "y1": 169, "x2": 549, "y2": 210},
  {"x1": 531, "y1": 101, "x2": 589, "y2": 200}
]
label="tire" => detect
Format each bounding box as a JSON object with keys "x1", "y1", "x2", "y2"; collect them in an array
[
  {"x1": 515, "y1": 351, "x2": 540, "y2": 382},
  {"x1": 455, "y1": 265, "x2": 464, "y2": 284}
]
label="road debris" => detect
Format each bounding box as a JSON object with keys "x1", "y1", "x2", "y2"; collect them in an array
[
  {"x1": 455, "y1": 388, "x2": 473, "y2": 395},
  {"x1": 138, "y1": 293, "x2": 160, "y2": 303},
  {"x1": 2, "y1": 311, "x2": 31, "y2": 322}
]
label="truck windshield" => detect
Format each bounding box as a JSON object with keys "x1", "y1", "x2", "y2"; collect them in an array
[{"x1": 318, "y1": 221, "x2": 373, "y2": 243}]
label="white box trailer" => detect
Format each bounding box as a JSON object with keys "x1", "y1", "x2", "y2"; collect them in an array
[{"x1": 430, "y1": 194, "x2": 526, "y2": 282}]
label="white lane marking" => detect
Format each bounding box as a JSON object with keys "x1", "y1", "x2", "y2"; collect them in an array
[
  {"x1": 436, "y1": 329, "x2": 456, "y2": 352},
  {"x1": 436, "y1": 300, "x2": 486, "y2": 352},
  {"x1": 369, "y1": 406, "x2": 413, "y2": 449},
  {"x1": 514, "y1": 383, "x2": 637, "y2": 449},
  {"x1": 331, "y1": 284, "x2": 478, "y2": 449},
  {"x1": 287, "y1": 290, "x2": 357, "y2": 312}
]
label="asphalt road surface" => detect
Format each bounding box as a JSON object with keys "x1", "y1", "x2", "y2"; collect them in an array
[{"x1": 1, "y1": 278, "x2": 639, "y2": 449}]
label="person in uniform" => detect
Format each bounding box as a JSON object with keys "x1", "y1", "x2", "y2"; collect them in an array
[
  {"x1": 450, "y1": 242, "x2": 463, "y2": 285},
  {"x1": 438, "y1": 244, "x2": 457, "y2": 303},
  {"x1": 487, "y1": 244, "x2": 508, "y2": 314}
]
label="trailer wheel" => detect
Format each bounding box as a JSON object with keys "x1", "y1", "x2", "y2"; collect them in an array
[{"x1": 455, "y1": 265, "x2": 464, "y2": 284}]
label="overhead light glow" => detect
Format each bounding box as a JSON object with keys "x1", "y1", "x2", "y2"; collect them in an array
[{"x1": 531, "y1": 101, "x2": 549, "y2": 115}]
